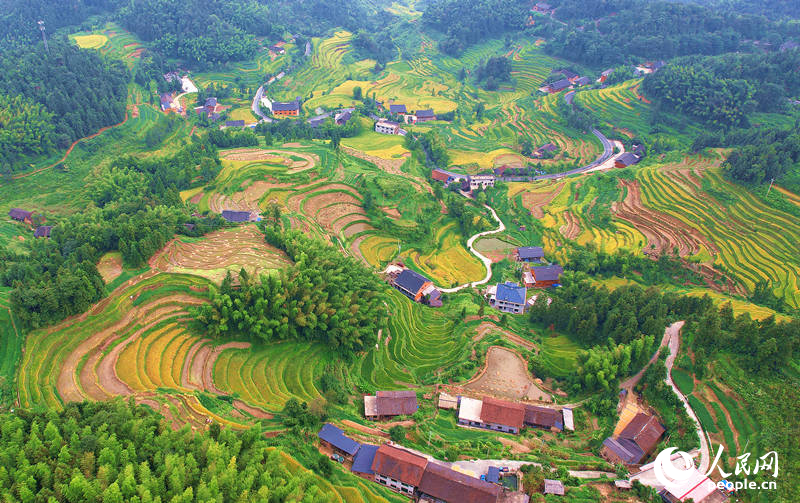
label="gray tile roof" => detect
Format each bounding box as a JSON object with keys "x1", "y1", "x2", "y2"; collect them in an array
[{"x1": 318, "y1": 423, "x2": 360, "y2": 456}]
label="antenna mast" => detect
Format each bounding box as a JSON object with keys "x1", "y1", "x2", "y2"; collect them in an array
[{"x1": 38, "y1": 20, "x2": 49, "y2": 54}]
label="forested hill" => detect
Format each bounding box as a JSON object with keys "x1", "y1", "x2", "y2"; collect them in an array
[
  {"x1": 0, "y1": 0, "x2": 116, "y2": 47},
  {"x1": 0, "y1": 40, "x2": 128, "y2": 171}
]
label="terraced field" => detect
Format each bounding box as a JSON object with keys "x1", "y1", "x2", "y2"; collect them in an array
[
  {"x1": 0, "y1": 289, "x2": 22, "y2": 403},
  {"x1": 408, "y1": 222, "x2": 485, "y2": 288}
]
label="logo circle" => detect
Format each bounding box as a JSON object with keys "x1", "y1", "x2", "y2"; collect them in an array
[{"x1": 653, "y1": 447, "x2": 695, "y2": 486}]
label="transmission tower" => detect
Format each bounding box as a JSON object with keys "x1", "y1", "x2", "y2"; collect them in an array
[{"x1": 38, "y1": 20, "x2": 49, "y2": 54}]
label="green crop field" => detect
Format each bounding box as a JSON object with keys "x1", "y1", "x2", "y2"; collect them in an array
[
  {"x1": 672, "y1": 368, "x2": 694, "y2": 395},
  {"x1": 537, "y1": 334, "x2": 581, "y2": 378}
]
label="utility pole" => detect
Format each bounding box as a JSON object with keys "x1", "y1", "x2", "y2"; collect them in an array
[
  {"x1": 38, "y1": 20, "x2": 49, "y2": 54},
  {"x1": 766, "y1": 177, "x2": 775, "y2": 196}
]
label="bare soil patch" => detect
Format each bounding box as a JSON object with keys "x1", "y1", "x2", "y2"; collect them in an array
[
  {"x1": 521, "y1": 182, "x2": 565, "y2": 218},
  {"x1": 559, "y1": 210, "x2": 581, "y2": 239},
  {"x1": 382, "y1": 207, "x2": 402, "y2": 219},
  {"x1": 97, "y1": 253, "x2": 123, "y2": 284},
  {"x1": 464, "y1": 346, "x2": 551, "y2": 402},
  {"x1": 189, "y1": 192, "x2": 204, "y2": 204},
  {"x1": 233, "y1": 400, "x2": 274, "y2": 419}
]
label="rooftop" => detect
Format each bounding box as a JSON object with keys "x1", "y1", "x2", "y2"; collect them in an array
[
  {"x1": 317, "y1": 423, "x2": 361, "y2": 456},
  {"x1": 395, "y1": 269, "x2": 430, "y2": 295},
  {"x1": 366, "y1": 390, "x2": 418, "y2": 417},
  {"x1": 531, "y1": 265, "x2": 563, "y2": 282},
  {"x1": 419, "y1": 462, "x2": 501, "y2": 503},
  {"x1": 34, "y1": 226, "x2": 52, "y2": 238},
  {"x1": 458, "y1": 397, "x2": 483, "y2": 424},
  {"x1": 416, "y1": 109, "x2": 435, "y2": 118},
  {"x1": 517, "y1": 246, "x2": 544, "y2": 259},
  {"x1": 371, "y1": 444, "x2": 428, "y2": 486},
  {"x1": 524, "y1": 405, "x2": 562, "y2": 429},
  {"x1": 495, "y1": 282, "x2": 527, "y2": 305},
  {"x1": 616, "y1": 152, "x2": 641, "y2": 166},
  {"x1": 389, "y1": 104, "x2": 407, "y2": 114},
  {"x1": 221, "y1": 210, "x2": 251, "y2": 222},
  {"x1": 602, "y1": 437, "x2": 645, "y2": 464},
  {"x1": 548, "y1": 78, "x2": 571, "y2": 91},
  {"x1": 480, "y1": 397, "x2": 525, "y2": 430},
  {"x1": 273, "y1": 97, "x2": 301, "y2": 112},
  {"x1": 352, "y1": 444, "x2": 379, "y2": 474},
  {"x1": 620, "y1": 413, "x2": 665, "y2": 456}
]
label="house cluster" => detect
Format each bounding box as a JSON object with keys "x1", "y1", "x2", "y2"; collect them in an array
[
  {"x1": 307, "y1": 107, "x2": 354, "y2": 128},
  {"x1": 385, "y1": 265, "x2": 443, "y2": 307},
  {"x1": 430, "y1": 169, "x2": 496, "y2": 192},
  {"x1": 457, "y1": 395, "x2": 574, "y2": 435},
  {"x1": 317, "y1": 424, "x2": 527, "y2": 503},
  {"x1": 8, "y1": 209, "x2": 51, "y2": 238},
  {"x1": 160, "y1": 93, "x2": 183, "y2": 114},
  {"x1": 269, "y1": 42, "x2": 286, "y2": 55},
  {"x1": 194, "y1": 97, "x2": 224, "y2": 122},
  {"x1": 614, "y1": 144, "x2": 646, "y2": 168},
  {"x1": 485, "y1": 247, "x2": 563, "y2": 315},
  {"x1": 541, "y1": 69, "x2": 591, "y2": 94},
  {"x1": 601, "y1": 413, "x2": 664, "y2": 466},
  {"x1": 388, "y1": 104, "x2": 436, "y2": 125}
]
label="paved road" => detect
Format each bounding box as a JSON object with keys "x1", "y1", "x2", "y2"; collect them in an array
[
  {"x1": 251, "y1": 86, "x2": 272, "y2": 122},
  {"x1": 450, "y1": 459, "x2": 615, "y2": 480},
  {"x1": 664, "y1": 321, "x2": 710, "y2": 474}
]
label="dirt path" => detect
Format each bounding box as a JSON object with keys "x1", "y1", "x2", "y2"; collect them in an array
[
  {"x1": 10, "y1": 109, "x2": 131, "y2": 181},
  {"x1": 473, "y1": 322, "x2": 536, "y2": 351},
  {"x1": 341, "y1": 419, "x2": 390, "y2": 438}
]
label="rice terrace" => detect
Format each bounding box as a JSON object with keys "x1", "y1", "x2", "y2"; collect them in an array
[{"x1": 0, "y1": 0, "x2": 799, "y2": 502}]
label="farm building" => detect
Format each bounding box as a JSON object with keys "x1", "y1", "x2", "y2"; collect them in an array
[
  {"x1": 522, "y1": 270, "x2": 535, "y2": 288},
  {"x1": 560, "y1": 69, "x2": 579, "y2": 82},
  {"x1": 351, "y1": 444, "x2": 379, "y2": 477},
  {"x1": 389, "y1": 104, "x2": 407, "y2": 115},
  {"x1": 221, "y1": 210, "x2": 253, "y2": 222},
  {"x1": 418, "y1": 461, "x2": 502, "y2": 503},
  {"x1": 575, "y1": 76, "x2": 591, "y2": 86},
  {"x1": 375, "y1": 119, "x2": 401, "y2": 135},
  {"x1": 534, "y1": 142, "x2": 557, "y2": 157},
  {"x1": 546, "y1": 79, "x2": 572, "y2": 93},
  {"x1": 335, "y1": 109, "x2": 353, "y2": 125},
  {"x1": 225, "y1": 120, "x2": 245, "y2": 128},
  {"x1": 458, "y1": 396, "x2": 526, "y2": 434},
  {"x1": 34, "y1": 226, "x2": 52, "y2": 238},
  {"x1": 524, "y1": 405, "x2": 563, "y2": 431},
  {"x1": 415, "y1": 109, "x2": 435, "y2": 122},
  {"x1": 195, "y1": 97, "x2": 222, "y2": 120},
  {"x1": 364, "y1": 390, "x2": 418, "y2": 420},
  {"x1": 615, "y1": 152, "x2": 641, "y2": 168},
  {"x1": 317, "y1": 423, "x2": 361, "y2": 459},
  {"x1": 530, "y1": 265, "x2": 563, "y2": 288},
  {"x1": 544, "y1": 479, "x2": 565, "y2": 496},
  {"x1": 8, "y1": 208, "x2": 32, "y2": 222},
  {"x1": 463, "y1": 174, "x2": 496, "y2": 191},
  {"x1": 490, "y1": 282, "x2": 527, "y2": 314},
  {"x1": 370, "y1": 444, "x2": 428, "y2": 495},
  {"x1": 598, "y1": 68, "x2": 614, "y2": 83},
  {"x1": 601, "y1": 413, "x2": 665, "y2": 465},
  {"x1": 272, "y1": 97, "x2": 302, "y2": 117},
  {"x1": 437, "y1": 392, "x2": 459, "y2": 410},
  {"x1": 515, "y1": 246, "x2": 544, "y2": 262},
  {"x1": 431, "y1": 169, "x2": 453, "y2": 184},
  {"x1": 392, "y1": 269, "x2": 433, "y2": 302}
]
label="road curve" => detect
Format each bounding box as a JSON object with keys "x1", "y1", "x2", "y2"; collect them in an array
[
  {"x1": 251, "y1": 86, "x2": 272, "y2": 122},
  {"x1": 664, "y1": 321, "x2": 711, "y2": 474},
  {"x1": 439, "y1": 204, "x2": 506, "y2": 293}
]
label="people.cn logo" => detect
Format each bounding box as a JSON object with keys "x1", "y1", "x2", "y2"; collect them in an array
[{"x1": 653, "y1": 447, "x2": 695, "y2": 486}]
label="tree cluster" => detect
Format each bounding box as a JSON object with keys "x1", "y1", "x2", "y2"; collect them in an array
[
  {"x1": 0, "y1": 40, "x2": 128, "y2": 169},
  {"x1": 254, "y1": 113, "x2": 361, "y2": 143},
  {"x1": 423, "y1": 0, "x2": 528, "y2": 55},
  {"x1": 404, "y1": 130, "x2": 449, "y2": 168},
  {"x1": 194, "y1": 228, "x2": 388, "y2": 354},
  {"x1": 0, "y1": 399, "x2": 342, "y2": 502},
  {"x1": 722, "y1": 129, "x2": 800, "y2": 185},
  {"x1": 473, "y1": 56, "x2": 512, "y2": 90},
  {"x1": 207, "y1": 129, "x2": 260, "y2": 149}
]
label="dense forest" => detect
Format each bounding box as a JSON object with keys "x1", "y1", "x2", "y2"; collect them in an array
[
  {"x1": 0, "y1": 399, "x2": 342, "y2": 502},
  {"x1": 641, "y1": 50, "x2": 800, "y2": 127},
  {"x1": 0, "y1": 40, "x2": 128, "y2": 168},
  {"x1": 423, "y1": 0, "x2": 528, "y2": 55},
  {"x1": 195, "y1": 228, "x2": 388, "y2": 354},
  {"x1": 1, "y1": 141, "x2": 223, "y2": 329},
  {"x1": 0, "y1": 0, "x2": 116, "y2": 47}
]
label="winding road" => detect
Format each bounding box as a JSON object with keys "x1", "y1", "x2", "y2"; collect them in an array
[{"x1": 251, "y1": 86, "x2": 272, "y2": 122}]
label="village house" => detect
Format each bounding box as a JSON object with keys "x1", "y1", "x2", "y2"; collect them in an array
[
  {"x1": 221, "y1": 210, "x2": 253, "y2": 223},
  {"x1": 370, "y1": 444, "x2": 428, "y2": 495},
  {"x1": 392, "y1": 269, "x2": 432, "y2": 302},
  {"x1": 270, "y1": 44, "x2": 286, "y2": 55},
  {"x1": 575, "y1": 76, "x2": 591, "y2": 87},
  {"x1": 601, "y1": 413, "x2": 665, "y2": 465},
  {"x1": 458, "y1": 396, "x2": 526, "y2": 434},
  {"x1": 418, "y1": 461, "x2": 502, "y2": 503},
  {"x1": 544, "y1": 479, "x2": 565, "y2": 496},
  {"x1": 195, "y1": 97, "x2": 222, "y2": 121},
  {"x1": 530, "y1": 265, "x2": 563, "y2": 288},
  {"x1": 389, "y1": 104, "x2": 407, "y2": 116},
  {"x1": 437, "y1": 392, "x2": 459, "y2": 410},
  {"x1": 364, "y1": 390, "x2": 418, "y2": 420},
  {"x1": 533, "y1": 2, "x2": 552, "y2": 13},
  {"x1": 463, "y1": 174, "x2": 496, "y2": 191},
  {"x1": 272, "y1": 97, "x2": 302, "y2": 117},
  {"x1": 524, "y1": 405, "x2": 563, "y2": 431},
  {"x1": 375, "y1": 119, "x2": 401, "y2": 135},
  {"x1": 490, "y1": 282, "x2": 527, "y2": 314},
  {"x1": 317, "y1": 423, "x2": 361, "y2": 460},
  {"x1": 351, "y1": 444, "x2": 380, "y2": 478},
  {"x1": 560, "y1": 69, "x2": 580, "y2": 83},
  {"x1": 335, "y1": 109, "x2": 353, "y2": 125},
  {"x1": 160, "y1": 93, "x2": 173, "y2": 112},
  {"x1": 598, "y1": 69, "x2": 614, "y2": 83},
  {"x1": 545, "y1": 78, "x2": 572, "y2": 94},
  {"x1": 534, "y1": 142, "x2": 557, "y2": 157},
  {"x1": 34, "y1": 226, "x2": 52, "y2": 238},
  {"x1": 615, "y1": 152, "x2": 641, "y2": 168},
  {"x1": 515, "y1": 246, "x2": 544, "y2": 263},
  {"x1": 8, "y1": 208, "x2": 33, "y2": 223},
  {"x1": 415, "y1": 109, "x2": 436, "y2": 123}
]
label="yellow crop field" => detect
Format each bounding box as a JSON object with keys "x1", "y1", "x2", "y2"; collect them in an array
[{"x1": 73, "y1": 34, "x2": 108, "y2": 49}]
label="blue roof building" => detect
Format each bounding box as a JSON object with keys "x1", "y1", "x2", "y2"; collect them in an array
[
  {"x1": 516, "y1": 246, "x2": 544, "y2": 262},
  {"x1": 221, "y1": 210, "x2": 252, "y2": 222},
  {"x1": 393, "y1": 269, "x2": 431, "y2": 301},
  {"x1": 351, "y1": 444, "x2": 379, "y2": 474},
  {"x1": 492, "y1": 282, "x2": 527, "y2": 314},
  {"x1": 318, "y1": 423, "x2": 361, "y2": 457},
  {"x1": 389, "y1": 104, "x2": 407, "y2": 114}
]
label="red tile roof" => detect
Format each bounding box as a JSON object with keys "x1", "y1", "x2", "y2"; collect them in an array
[
  {"x1": 419, "y1": 462, "x2": 501, "y2": 503},
  {"x1": 370, "y1": 444, "x2": 428, "y2": 486},
  {"x1": 373, "y1": 390, "x2": 418, "y2": 416},
  {"x1": 620, "y1": 413, "x2": 665, "y2": 455},
  {"x1": 431, "y1": 169, "x2": 451, "y2": 182},
  {"x1": 480, "y1": 397, "x2": 525, "y2": 430},
  {"x1": 524, "y1": 405, "x2": 562, "y2": 429}
]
